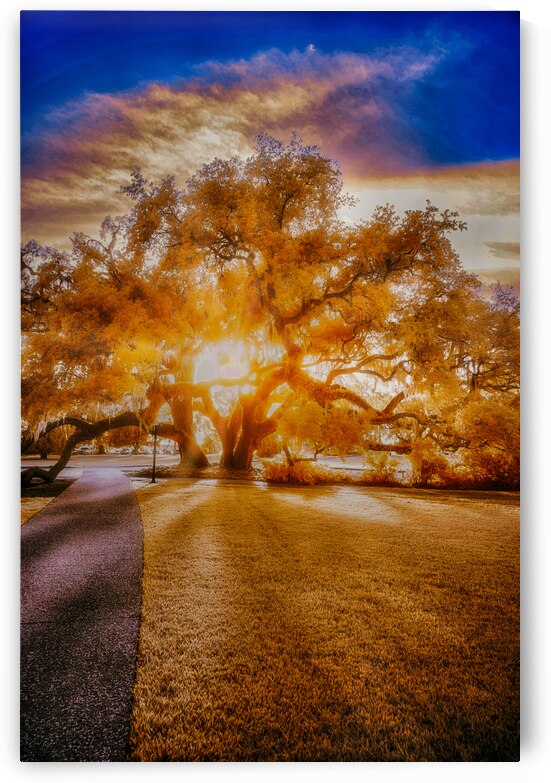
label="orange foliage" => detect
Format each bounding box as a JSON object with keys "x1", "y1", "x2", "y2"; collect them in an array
[{"x1": 21, "y1": 135, "x2": 519, "y2": 485}]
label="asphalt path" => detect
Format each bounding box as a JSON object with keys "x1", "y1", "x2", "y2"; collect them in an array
[{"x1": 20, "y1": 468, "x2": 143, "y2": 762}]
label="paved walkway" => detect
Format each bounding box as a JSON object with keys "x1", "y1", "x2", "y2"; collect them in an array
[{"x1": 21, "y1": 469, "x2": 143, "y2": 761}]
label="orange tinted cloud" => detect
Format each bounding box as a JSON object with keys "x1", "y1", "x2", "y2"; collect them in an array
[
  {"x1": 21, "y1": 47, "x2": 445, "y2": 246},
  {"x1": 484, "y1": 241, "x2": 520, "y2": 260},
  {"x1": 473, "y1": 267, "x2": 520, "y2": 295},
  {"x1": 351, "y1": 160, "x2": 520, "y2": 217}
]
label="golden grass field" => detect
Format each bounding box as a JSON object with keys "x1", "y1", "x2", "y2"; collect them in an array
[
  {"x1": 129, "y1": 479, "x2": 519, "y2": 761},
  {"x1": 20, "y1": 496, "x2": 54, "y2": 525}
]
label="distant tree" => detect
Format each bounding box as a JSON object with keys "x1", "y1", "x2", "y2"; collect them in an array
[
  {"x1": 106, "y1": 426, "x2": 149, "y2": 454},
  {"x1": 24, "y1": 426, "x2": 71, "y2": 460}
]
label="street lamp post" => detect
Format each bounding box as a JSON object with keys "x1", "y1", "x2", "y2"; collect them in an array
[{"x1": 151, "y1": 424, "x2": 158, "y2": 484}]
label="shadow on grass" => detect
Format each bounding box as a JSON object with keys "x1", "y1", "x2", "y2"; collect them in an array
[
  {"x1": 130, "y1": 480, "x2": 519, "y2": 761},
  {"x1": 21, "y1": 478, "x2": 78, "y2": 499}
]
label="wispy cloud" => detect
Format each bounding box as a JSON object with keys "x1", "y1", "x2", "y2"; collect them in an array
[
  {"x1": 473, "y1": 267, "x2": 520, "y2": 295},
  {"x1": 484, "y1": 241, "x2": 520, "y2": 260},
  {"x1": 21, "y1": 45, "x2": 518, "y2": 250},
  {"x1": 21, "y1": 46, "x2": 447, "y2": 245},
  {"x1": 354, "y1": 160, "x2": 519, "y2": 216}
]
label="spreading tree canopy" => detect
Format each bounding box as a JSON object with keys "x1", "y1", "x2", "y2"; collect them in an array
[{"x1": 21, "y1": 134, "x2": 519, "y2": 487}]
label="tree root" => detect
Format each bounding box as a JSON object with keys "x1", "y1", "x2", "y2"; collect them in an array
[{"x1": 21, "y1": 466, "x2": 54, "y2": 487}]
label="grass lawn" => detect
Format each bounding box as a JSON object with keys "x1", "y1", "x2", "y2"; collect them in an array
[{"x1": 129, "y1": 479, "x2": 519, "y2": 762}]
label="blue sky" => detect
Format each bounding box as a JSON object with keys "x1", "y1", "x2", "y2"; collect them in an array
[
  {"x1": 20, "y1": 11, "x2": 520, "y2": 288},
  {"x1": 21, "y1": 11, "x2": 519, "y2": 163}
]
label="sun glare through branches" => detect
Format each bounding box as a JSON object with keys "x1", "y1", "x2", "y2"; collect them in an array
[{"x1": 194, "y1": 341, "x2": 251, "y2": 385}]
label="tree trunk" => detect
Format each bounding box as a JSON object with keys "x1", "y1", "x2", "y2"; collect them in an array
[
  {"x1": 217, "y1": 393, "x2": 279, "y2": 471},
  {"x1": 226, "y1": 438, "x2": 255, "y2": 471},
  {"x1": 219, "y1": 402, "x2": 240, "y2": 468},
  {"x1": 219, "y1": 434, "x2": 237, "y2": 468},
  {"x1": 169, "y1": 395, "x2": 209, "y2": 468},
  {"x1": 177, "y1": 437, "x2": 209, "y2": 468},
  {"x1": 231, "y1": 431, "x2": 255, "y2": 470},
  {"x1": 22, "y1": 432, "x2": 81, "y2": 487},
  {"x1": 223, "y1": 398, "x2": 257, "y2": 470}
]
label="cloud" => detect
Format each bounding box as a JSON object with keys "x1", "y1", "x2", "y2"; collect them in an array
[
  {"x1": 21, "y1": 46, "x2": 447, "y2": 245},
  {"x1": 484, "y1": 241, "x2": 520, "y2": 260},
  {"x1": 472, "y1": 267, "x2": 520, "y2": 295},
  {"x1": 351, "y1": 160, "x2": 519, "y2": 217},
  {"x1": 21, "y1": 44, "x2": 519, "y2": 255}
]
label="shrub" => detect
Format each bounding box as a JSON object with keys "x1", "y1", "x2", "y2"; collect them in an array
[
  {"x1": 360, "y1": 452, "x2": 404, "y2": 486},
  {"x1": 262, "y1": 459, "x2": 349, "y2": 485}
]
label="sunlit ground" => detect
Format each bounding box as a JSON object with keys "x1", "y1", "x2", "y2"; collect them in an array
[{"x1": 130, "y1": 480, "x2": 519, "y2": 761}]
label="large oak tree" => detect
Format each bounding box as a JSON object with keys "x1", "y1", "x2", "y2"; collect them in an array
[{"x1": 21, "y1": 135, "x2": 519, "y2": 487}]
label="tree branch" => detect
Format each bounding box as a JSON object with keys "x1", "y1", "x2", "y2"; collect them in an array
[
  {"x1": 277, "y1": 266, "x2": 369, "y2": 326},
  {"x1": 326, "y1": 353, "x2": 402, "y2": 384},
  {"x1": 21, "y1": 404, "x2": 163, "y2": 486}
]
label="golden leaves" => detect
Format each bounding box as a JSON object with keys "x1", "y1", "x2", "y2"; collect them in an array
[{"x1": 21, "y1": 137, "x2": 519, "y2": 485}]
